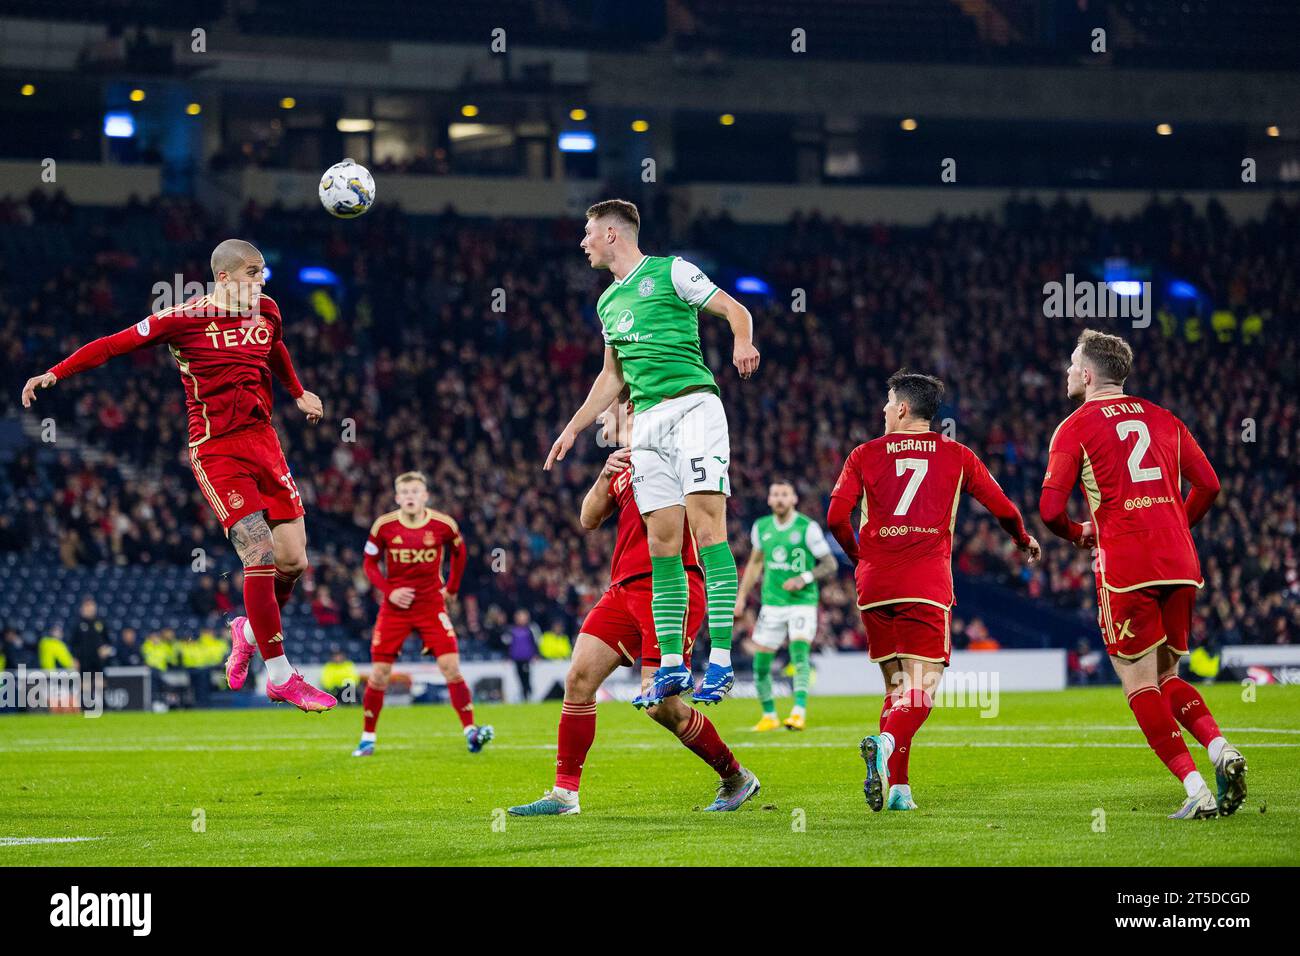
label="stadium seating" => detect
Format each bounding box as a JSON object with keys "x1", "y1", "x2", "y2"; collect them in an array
[{"x1": 1, "y1": 192, "x2": 1296, "y2": 670}]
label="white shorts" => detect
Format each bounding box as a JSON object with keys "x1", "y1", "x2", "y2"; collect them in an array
[
  {"x1": 752, "y1": 604, "x2": 818, "y2": 651},
  {"x1": 630, "y1": 391, "x2": 731, "y2": 514}
]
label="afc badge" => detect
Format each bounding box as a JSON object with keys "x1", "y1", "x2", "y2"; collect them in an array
[{"x1": 227, "y1": 491, "x2": 245, "y2": 510}]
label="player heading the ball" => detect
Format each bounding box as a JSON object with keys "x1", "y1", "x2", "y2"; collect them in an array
[
  {"x1": 544, "y1": 199, "x2": 760, "y2": 708},
  {"x1": 1039, "y1": 329, "x2": 1245, "y2": 820},
  {"x1": 21, "y1": 239, "x2": 334, "y2": 712}
]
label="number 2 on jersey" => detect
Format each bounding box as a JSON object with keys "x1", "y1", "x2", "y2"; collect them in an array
[
  {"x1": 893, "y1": 458, "x2": 929, "y2": 515},
  {"x1": 1115, "y1": 421, "x2": 1162, "y2": 483}
]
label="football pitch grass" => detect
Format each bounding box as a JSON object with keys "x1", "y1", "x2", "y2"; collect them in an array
[{"x1": 2, "y1": 685, "x2": 1296, "y2": 867}]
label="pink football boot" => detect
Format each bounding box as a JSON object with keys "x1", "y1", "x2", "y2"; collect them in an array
[
  {"x1": 267, "y1": 673, "x2": 337, "y2": 713},
  {"x1": 225, "y1": 616, "x2": 258, "y2": 690}
]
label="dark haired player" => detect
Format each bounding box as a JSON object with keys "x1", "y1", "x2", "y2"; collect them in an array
[
  {"x1": 544, "y1": 198, "x2": 760, "y2": 708},
  {"x1": 512, "y1": 394, "x2": 759, "y2": 815},
  {"x1": 1039, "y1": 329, "x2": 1244, "y2": 820},
  {"x1": 827, "y1": 370, "x2": 1040, "y2": 811}
]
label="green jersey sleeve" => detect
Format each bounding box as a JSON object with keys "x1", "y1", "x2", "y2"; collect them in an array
[{"x1": 671, "y1": 257, "x2": 720, "y2": 309}]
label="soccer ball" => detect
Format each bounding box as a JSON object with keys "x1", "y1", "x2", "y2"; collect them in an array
[{"x1": 318, "y1": 159, "x2": 375, "y2": 219}]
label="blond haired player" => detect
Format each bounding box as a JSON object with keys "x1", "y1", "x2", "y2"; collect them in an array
[{"x1": 358, "y1": 472, "x2": 491, "y2": 755}]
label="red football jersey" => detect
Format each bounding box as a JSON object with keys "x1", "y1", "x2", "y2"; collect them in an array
[
  {"x1": 1042, "y1": 395, "x2": 1206, "y2": 591},
  {"x1": 48, "y1": 294, "x2": 303, "y2": 448},
  {"x1": 608, "y1": 467, "x2": 700, "y2": 584},
  {"x1": 829, "y1": 431, "x2": 1028, "y2": 610},
  {"x1": 364, "y1": 508, "x2": 466, "y2": 602}
]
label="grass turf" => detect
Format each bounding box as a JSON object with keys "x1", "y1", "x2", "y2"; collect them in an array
[{"x1": 1, "y1": 685, "x2": 1296, "y2": 866}]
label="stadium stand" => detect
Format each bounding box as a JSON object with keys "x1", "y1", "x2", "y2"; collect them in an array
[{"x1": 1, "y1": 192, "x2": 1296, "y2": 674}]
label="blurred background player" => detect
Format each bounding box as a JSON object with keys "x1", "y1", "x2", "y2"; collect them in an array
[
  {"x1": 512, "y1": 393, "x2": 758, "y2": 815},
  {"x1": 828, "y1": 370, "x2": 1040, "y2": 811},
  {"x1": 735, "y1": 480, "x2": 837, "y2": 731},
  {"x1": 20, "y1": 239, "x2": 334, "y2": 713},
  {"x1": 544, "y1": 199, "x2": 760, "y2": 707},
  {"x1": 358, "y1": 471, "x2": 491, "y2": 755},
  {"x1": 1039, "y1": 330, "x2": 1245, "y2": 820}
]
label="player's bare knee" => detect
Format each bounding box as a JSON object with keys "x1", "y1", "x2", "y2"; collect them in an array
[
  {"x1": 437, "y1": 658, "x2": 462, "y2": 682},
  {"x1": 368, "y1": 665, "x2": 392, "y2": 691},
  {"x1": 564, "y1": 666, "x2": 599, "y2": 702},
  {"x1": 275, "y1": 553, "x2": 308, "y2": 578}
]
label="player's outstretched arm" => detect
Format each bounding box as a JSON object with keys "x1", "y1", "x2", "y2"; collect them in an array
[
  {"x1": 545, "y1": 347, "x2": 625, "y2": 470},
  {"x1": 22, "y1": 314, "x2": 173, "y2": 407},
  {"x1": 445, "y1": 534, "x2": 467, "y2": 596},
  {"x1": 963, "y1": 449, "x2": 1040, "y2": 563},
  {"x1": 701, "y1": 289, "x2": 759, "y2": 379},
  {"x1": 579, "y1": 447, "x2": 629, "y2": 530}
]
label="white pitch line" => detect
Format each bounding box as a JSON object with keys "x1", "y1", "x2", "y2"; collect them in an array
[
  {"x1": 3, "y1": 725, "x2": 1295, "y2": 748},
  {"x1": 1, "y1": 741, "x2": 1297, "y2": 754},
  {"x1": 0, "y1": 837, "x2": 103, "y2": 846}
]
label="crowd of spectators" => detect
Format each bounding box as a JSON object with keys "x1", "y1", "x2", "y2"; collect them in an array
[{"x1": 1, "y1": 190, "x2": 1296, "y2": 671}]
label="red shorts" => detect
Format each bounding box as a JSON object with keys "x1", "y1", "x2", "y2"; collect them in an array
[
  {"x1": 859, "y1": 602, "x2": 951, "y2": 665},
  {"x1": 581, "y1": 571, "x2": 705, "y2": 668},
  {"x1": 1097, "y1": 583, "x2": 1194, "y2": 660},
  {"x1": 189, "y1": 424, "x2": 304, "y2": 532},
  {"x1": 371, "y1": 601, "x2": 459, "y2": 663}
]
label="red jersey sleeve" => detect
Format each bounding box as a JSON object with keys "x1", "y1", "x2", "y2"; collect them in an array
[
  {"x1": 961, "y1": 446, "x2": 1030, "y2": 547},
  {"x1": 261, "y1": 298, "x2": 304, "y2": 399},
  {"x1": 1177, "y1": 418, "x2": 1220, "y2": 529},
  {"x1": 48, "y1": 312, "x2": 180, "y2": 381},
  {"x1": 444, "y1": 524, "x2": 466, "y2": 596},
  {"x1": 827, "y1": 446, "x2": 865, "y2": 562},
  {"x1": 363, "y1": 520, "x2": 392, "y2": 599},
  {"x1": 1039, "y1": 416, "x2": 1086, "y2": 543}
]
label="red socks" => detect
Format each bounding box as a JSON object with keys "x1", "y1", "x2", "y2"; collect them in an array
[
  {"x1": 1128, "y1": 685, "x2": 1196, "y2": 781},
  {"x1": 556, "y1": 701, "x2": 597, "y2": 791},
  {"x1": 243, "y1": 565, "x2": 286, "y2": 660},
  {"x1": 274, "y1": 569, "x2": 301, "y2": 610},
  {"x1": 677, "y1": 709, "x2": 741, "y2": 779},
  {"x1": 447, "y1": 678, "x2": 475, "y2": 729},
  {"x1": 881, "y1": 689, "x2": 932, "y2": 785},
  {"x1": 554, "y1": 702, "x2": 741, "y2": 794},
  {"x1": 880, "y1": 690, "x2": 900, "y2": 732},
  {"x1": 1159, "y1": 675, "x2": 1222, "y2": 748},
  {"x1": 363, "y1": 680, "x2": 473, "y2": 737},
  {"x1": 362, "y1": 683, "x2": 385, "y2": 733}
]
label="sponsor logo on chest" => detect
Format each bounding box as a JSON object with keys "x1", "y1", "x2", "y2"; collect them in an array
[{"x1": 202, "y1": 314, "x2": 272, "y2": 349}]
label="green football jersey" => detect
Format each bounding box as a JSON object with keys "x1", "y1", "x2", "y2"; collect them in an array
[
  {"x1": 752, "y1": 512, "x2": 831, "y2": 607},
  {"x1": 597, "y1": 255, "x2": 721, "y2": 411}
]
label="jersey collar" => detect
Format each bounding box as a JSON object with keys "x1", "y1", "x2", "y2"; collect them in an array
[
  {"x1": 771, "y1": 511, "x2": 799, "y2": 531},
  {"x1": 612, "y1": 255, "x2": 650, "y2": 287},
  {"x1": 397, "y1": 508, "x2": 430, "y2": 529}
]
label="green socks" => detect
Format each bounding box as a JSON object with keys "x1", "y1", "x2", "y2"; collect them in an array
[
  {"x1": 754, "y1": 650, "x2": 776, "y2": 715},
  {"x1": 650, "y1": 554, "x2": 689, "y2": 661},
  {"x1": 699, "y1": 541, "x2": 739, "y2": 660},
  {"x1": 790, "y1": 640, "x2": 811, "y2": 710}
]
